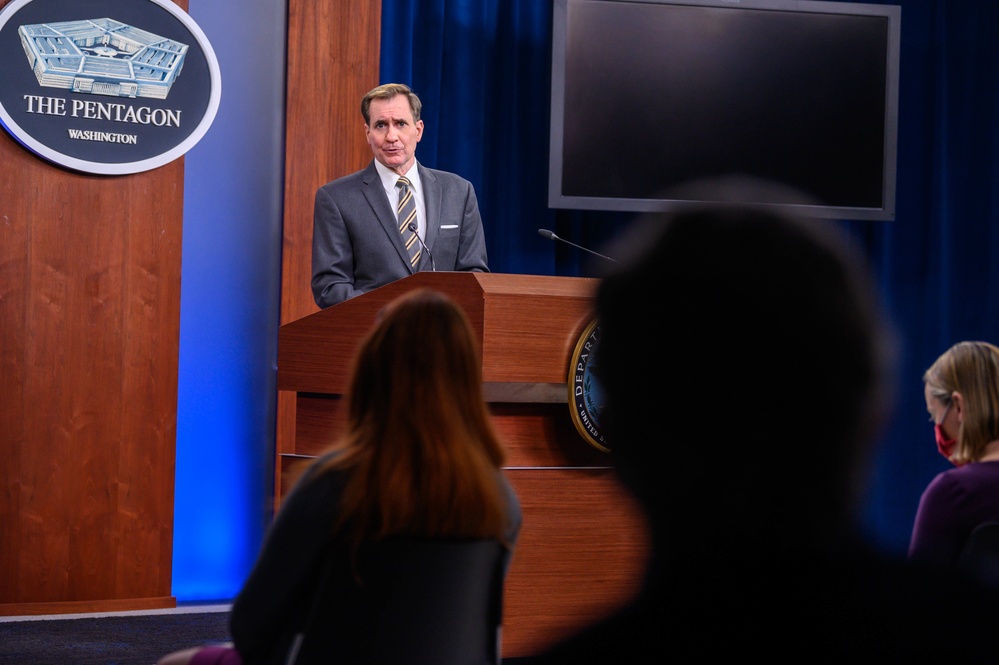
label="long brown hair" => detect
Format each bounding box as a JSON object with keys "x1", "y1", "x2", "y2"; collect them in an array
[{"x1": 316, "y1": 288, "x2": 509, "y2": 548}]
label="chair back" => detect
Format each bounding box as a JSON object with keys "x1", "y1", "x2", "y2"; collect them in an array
[
  {"x1": 287, "y1": 537, "x2": 506, "y2": 665},
  {"x1": 957, "y1": 521, "x2": 999, "y2": 589}
]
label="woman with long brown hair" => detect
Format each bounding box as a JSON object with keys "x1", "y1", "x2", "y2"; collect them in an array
[{"x1": 159, "y1": 288, "x2": 521, "y2": 665}]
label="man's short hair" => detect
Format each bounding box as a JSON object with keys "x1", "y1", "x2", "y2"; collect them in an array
[{"x1": 361, "y1": 83, "x2": 422, "y2": 124}]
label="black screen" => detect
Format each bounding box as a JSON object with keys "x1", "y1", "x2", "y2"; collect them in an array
[{"x1": 549, "y1": 0, "x2": 901, "y2": 220}]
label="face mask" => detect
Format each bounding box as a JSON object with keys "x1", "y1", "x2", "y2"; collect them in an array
[
  {"x1": 933, "y1": 402, "x2": 961, "y2": 465},
  {"x1": 934, "y1": 423, "x2": 957, "y2": 461}
]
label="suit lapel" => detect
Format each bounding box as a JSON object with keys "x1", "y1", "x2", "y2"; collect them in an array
[
  {"x1": 361, "y1": 161, "x2": 413, "y2": 271},
  {"x1": 420, "y1": 164, "x2": 441, "y2": 253}
]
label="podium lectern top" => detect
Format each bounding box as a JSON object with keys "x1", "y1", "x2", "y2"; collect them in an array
[{"x1": 277, "y1": 272, "x2": 597, "y2": 395}]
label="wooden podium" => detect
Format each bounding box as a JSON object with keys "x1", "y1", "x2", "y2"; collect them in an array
[{"x1": 276, "y1": 272, "x2": 649, "y2": 656}]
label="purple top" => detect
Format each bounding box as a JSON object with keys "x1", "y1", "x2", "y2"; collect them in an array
[{"x1": 908, "y1": 460, "x2": 999, "y2": 567}]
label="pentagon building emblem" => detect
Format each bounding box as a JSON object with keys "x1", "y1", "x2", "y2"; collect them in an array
[
  {"x1": 567, "y1": 318, "x2": 609, "y2": 453},
  {"x1": 18, "y1": 18, "x2": 188, "y2": 100},
  {"x1": 0, "y1": 0, "x2": 220, "y2": 175}
]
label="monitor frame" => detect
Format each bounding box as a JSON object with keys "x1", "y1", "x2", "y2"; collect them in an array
[{"x1": 548, "y1": 0, "x2": 902, "y2": 221}]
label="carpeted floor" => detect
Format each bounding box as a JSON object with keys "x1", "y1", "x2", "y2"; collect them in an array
[
  {"x1": 0, "y1": 609, "x2": 232, "y2": 665},
  {"x1": 0, "y1": 608, "x2": 533, "y2": 664}
]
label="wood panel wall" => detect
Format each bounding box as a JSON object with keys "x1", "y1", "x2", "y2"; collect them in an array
[
  {"x1": 277, "y1": 0, "x2": 382, "y2": 488},
  {"x1": 0, "y1": 0, "x2": 186, "y2": 615}
]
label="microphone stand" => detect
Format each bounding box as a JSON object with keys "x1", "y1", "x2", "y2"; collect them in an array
[
  {"x1": 408, "y1": 222, "x2": 436, "y2": 271},
  {"x1": 538, "y1": 228, "x2": 619, "y2": 263}
]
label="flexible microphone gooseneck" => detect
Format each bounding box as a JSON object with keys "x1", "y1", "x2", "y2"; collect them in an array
[
  {"x1": 408, "y1": 222, "x2": 437, "y2": 271},
  {"x1": 538, "y1": 228, "x2": 620, "y2": 263}
]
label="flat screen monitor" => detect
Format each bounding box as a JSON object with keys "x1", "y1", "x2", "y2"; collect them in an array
[{"x1": 549, "y1": 0, "x2": 902, "y2": 220}]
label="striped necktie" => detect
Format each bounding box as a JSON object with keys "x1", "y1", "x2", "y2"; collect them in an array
[{"x1": 396, "y1": 176, "x2": 421, "y2": 268}]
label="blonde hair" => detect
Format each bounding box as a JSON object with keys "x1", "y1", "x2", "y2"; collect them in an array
[
  {"x1": 924, "y1": 341, "x2": 999, "y2": 464},
  {"x1": 316, "y1": 289, "x2": 508, "y2": 548}
]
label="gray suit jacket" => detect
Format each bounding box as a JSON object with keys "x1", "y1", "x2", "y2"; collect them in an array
[{"x1": 311, "y1": 161, "x2": 489, "y2": 308}]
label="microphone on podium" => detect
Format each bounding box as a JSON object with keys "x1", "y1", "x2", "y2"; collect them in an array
[
  {"x1": 538, "y1": 228, "x2": 620, "y2": 264},
  {"x1": 408, "y1": 222, "x2": 436, "y2": 271}
]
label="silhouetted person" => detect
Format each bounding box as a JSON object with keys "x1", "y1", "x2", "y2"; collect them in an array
[{"x1": 530, "y1": 177, "x2": 999, "y2": 664}]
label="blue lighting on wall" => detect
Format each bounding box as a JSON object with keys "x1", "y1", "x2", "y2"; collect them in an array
[{"x1": 173, "y1": 0, "x2": 287, "y2": 602}]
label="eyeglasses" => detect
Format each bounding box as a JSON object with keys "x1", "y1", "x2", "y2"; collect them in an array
[{"x1": 930, "y1": 402, "x2": 952, "y2": 425}]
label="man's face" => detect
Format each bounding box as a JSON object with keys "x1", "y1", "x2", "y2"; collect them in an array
[{"x1": 365, "y1": 95, "x2": 424, "y2": 175}]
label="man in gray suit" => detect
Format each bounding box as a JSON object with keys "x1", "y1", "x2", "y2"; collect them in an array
[{"x1": 311, "y1": 83, "x2": 489, "y2": 309}]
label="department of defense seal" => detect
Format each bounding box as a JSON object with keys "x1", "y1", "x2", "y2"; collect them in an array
[{"x1": 567, "y1": 317, "x2": 608, "y2": 452}]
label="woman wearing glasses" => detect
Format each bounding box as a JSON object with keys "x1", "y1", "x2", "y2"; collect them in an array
[{"x1": 909, "y1": 341, "x2": 999, "y2": 569}]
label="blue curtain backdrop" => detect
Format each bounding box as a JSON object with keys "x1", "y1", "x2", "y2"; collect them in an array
[{"x1": 379, "y1": 0, "x2": 999, "y2": 557}]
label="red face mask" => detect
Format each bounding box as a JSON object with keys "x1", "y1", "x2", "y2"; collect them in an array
[
  {"x1": 934, "y1": 403, "x2": 962, "y2": 465},
  {"x1": 934, "y1": 422, "x2": 957, "y2": 461}
]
